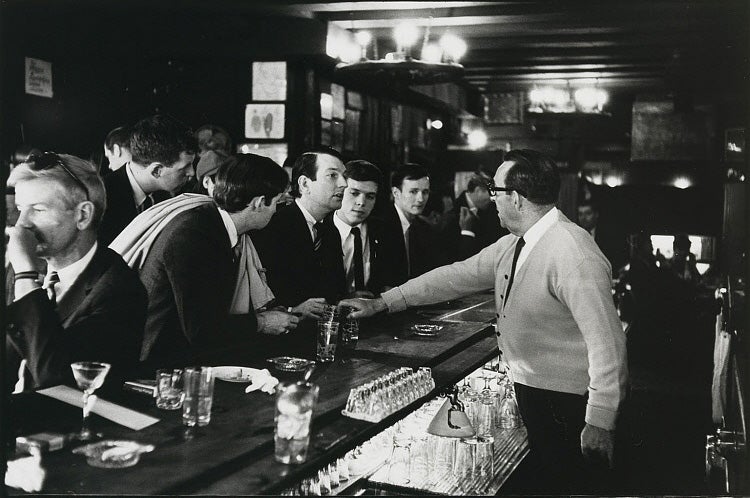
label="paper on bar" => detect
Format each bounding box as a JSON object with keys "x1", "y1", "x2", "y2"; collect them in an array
[{"x1": 38, "y1": 385, "x2": 160, "y2": 431}]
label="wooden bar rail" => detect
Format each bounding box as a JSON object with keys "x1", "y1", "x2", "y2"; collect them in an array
[{"x1": 7, "y1": 291, "x2": 515, "y2": 496}]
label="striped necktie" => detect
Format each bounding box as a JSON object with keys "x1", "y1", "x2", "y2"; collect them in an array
[
  {"x1": 313, "y1": 222, "x2": 325, "y2": 252},
  {"x1": 138, "y1": 194, "x2": 154, "y2": 213},
  {"x1": 43, "y1": 271, "x2": 60, "y2": 303}
]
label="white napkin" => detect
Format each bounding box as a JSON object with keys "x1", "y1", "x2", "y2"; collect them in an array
[
  {"x1": 5, "y1": 454, "x2": 45, "y2": 492},
  {"x1": 38, "y1": 385, "x2": 160, "y2": 431},
  {"x1": 244, "y1": 369, "x2": 279, "y2": 394}
]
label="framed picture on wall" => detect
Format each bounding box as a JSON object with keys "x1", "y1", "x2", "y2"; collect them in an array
[
  {"x1": 252, "y1": 61, "x2": 287, "y2": 101},
  {"x1": 485, "y1": 92, "x2": 524, "y2": 124},
  {"x1": 245, "y1": 103, "x2": 285, "y2": 139}
]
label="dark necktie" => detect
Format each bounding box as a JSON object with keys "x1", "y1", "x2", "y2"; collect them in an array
[
  {"x1": 138, "y1": 194, "x2": 154, "y2": 213},
  {"x1": 504, "y1": 237, "x2": 525, "y2": 304},
  {"x1": 407, "y1": 224, "x2": 419, "y2": 277},
  {"x1": 313, "y1": 222, "x2": 325, "y2": 252},
  {"x1": 43, "y1": 271, "x2": 60, "y2": 303},
  {"x1": 351, "y1": 226, "x2": 365, "y2": 291}
]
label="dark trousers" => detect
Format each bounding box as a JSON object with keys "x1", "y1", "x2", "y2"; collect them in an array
[{"x1": 514, "y1": 382, "x2": 615, "y2": 494}]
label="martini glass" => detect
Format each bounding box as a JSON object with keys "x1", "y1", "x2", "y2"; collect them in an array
[{"x1": 70, "y1": 361, "x2": 111, "y2": 440}]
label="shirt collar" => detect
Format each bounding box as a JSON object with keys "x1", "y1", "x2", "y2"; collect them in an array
[
  {"x1": 333, "y1": 210, "x2": 366, "y2": 239},
  {"x1": 47, "y1": 241, "x2": 98, "y2": 298},
  {"x1": 521, "y1": 206, "x2": 559, "y2": 248},
  {"x1": 125, "y1": 163, "x2": 148, "y2": 207},
  {"x1": 295, "y1": 198, "x2": 319, "y2": 228},
  {"x1": 217, "y1": 208, "x2": 239, "y2": 248},
  {"x1": 394, "y1": 204, "x2": 411, "y2": 235}
]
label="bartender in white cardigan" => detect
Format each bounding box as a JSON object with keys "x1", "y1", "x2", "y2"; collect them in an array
[{"x1": 341, "y1": 149, "x2": 627, "y2": 494}]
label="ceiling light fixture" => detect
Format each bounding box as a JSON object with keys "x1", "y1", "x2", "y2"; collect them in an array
[{"x1": 332, "y1": 19, "x2": 466, "y2": 86}]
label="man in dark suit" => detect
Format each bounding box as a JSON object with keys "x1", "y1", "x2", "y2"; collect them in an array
[
  {"x1": 253, "y1": 148, "x2": 347, "y2": 357},
  {"x1": 444, "y1": 173, "x2": 508, "y2": 261},
  {"x1": 137, "y1": 154, "x2": 291, "y2": 367},
  {"x1": 6, "y1": 153, "x2": 147, "y2": 392},
  {"x1": 379, "y1": 163, "x2": 443, "y2": 287},
  {"x1": 332, "y1": 160, "x2": 386, "y2": 297},
  {"x1": 98, "y1": 114, "x2": 198, "y2": 245},
  {"x1": 103, "y1": 125, "x2": 132, "y2": 173},
  {"x1": 577, "y1": 199, "x2": 627, "y2": 272}
]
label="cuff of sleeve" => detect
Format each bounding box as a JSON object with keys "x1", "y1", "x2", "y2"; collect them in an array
[
  {"x1": 460, "y1": 230, "x2": 476, "y2": 238},
  {"x1": 381, "y1": 287, "x2": 407, "y2": 313},
  {"x1": 585, "y1": 404, "x2": 618, "y2": 431}
]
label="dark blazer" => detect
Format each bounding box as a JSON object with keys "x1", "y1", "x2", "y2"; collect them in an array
[
  {"x1": 6, "y1": 246, "x2": 147, "y2": 392},
  {"x1": 443, "y1": 191, "x2": 508, "y2": 261},
  {"x1": 330, "y1": 214, "x2": 387, "y2": 296},
  {"x1": 253, "y1": 202, "x2": 346, "y2": 307},
  {"x1": 138, "y1": 203, "x2": 257, "y2": 367},
  {"x1": 99, "y1": 167, "x2": 170, "y2": 245},
  {"x1": 378, "y1": 205, "x2": 444, "y2": 287}
]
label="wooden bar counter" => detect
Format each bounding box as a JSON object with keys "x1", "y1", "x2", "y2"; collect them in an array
[{"x1": 7, "y1": 291, "x2": 523, "y2": 495}]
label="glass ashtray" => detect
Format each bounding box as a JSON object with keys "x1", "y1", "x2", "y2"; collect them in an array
[
  {"x1": 72, "y1": 440, "x2": 154, "y2": 468},
  {"x1": 411, "y1": 324, "x2": 444, "y2": 336},
  {"x1": 266, "y1": 356, "x2": 314, "y2": 372}
]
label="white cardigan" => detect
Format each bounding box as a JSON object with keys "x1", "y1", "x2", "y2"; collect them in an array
[{"x1": 383, "y1": 211, "x2": 627, "y2": 430}]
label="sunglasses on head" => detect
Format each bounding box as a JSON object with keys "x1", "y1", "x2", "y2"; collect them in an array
[{"x1": 27, "y1": 152, "x2": 90, "y2": 201}]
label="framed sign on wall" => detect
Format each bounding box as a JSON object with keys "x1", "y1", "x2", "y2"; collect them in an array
[{"x1": 245, "y1": 104, "x2": 285, "y2": 139}]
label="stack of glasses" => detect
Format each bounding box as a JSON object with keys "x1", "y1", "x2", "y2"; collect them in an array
[{"x1": 341, "y1": 367, "x2": 436, "y2": 422}]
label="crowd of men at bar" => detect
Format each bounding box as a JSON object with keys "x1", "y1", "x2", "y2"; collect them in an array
[{"x1": 8, "y1": 112, "x2": 709, "y2": 493}]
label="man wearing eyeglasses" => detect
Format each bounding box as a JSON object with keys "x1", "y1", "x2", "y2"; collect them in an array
[
  {"x1": 98, "y1": 114, "x2": 198, "y2": 245},
  {"x1": 5, "y1": 153, "x2": 147, "y2": 392},
  {"x1": 342, "y1": 149, "x2": 627, "y2": 494}
]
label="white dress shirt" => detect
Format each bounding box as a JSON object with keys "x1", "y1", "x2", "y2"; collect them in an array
[
  {"x1": 333, "y1": 211, "x2": 371, "y2": 293},
  {"x1": 217, "y1": 208, "x2": 239, "y2": 248},
  {"x1": 295, "y1": 199, "x2": 320, "y2": 242},
  {"x1": 45, "y1": 242, "x2": 98, "y2": 303},
  {"x1": 514, "y1": 207, "x2": 559, "y2": 277}
]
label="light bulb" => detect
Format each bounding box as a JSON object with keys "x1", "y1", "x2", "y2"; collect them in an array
[
  {"x1": 439, "y1": 33, "x2": 467, "y2": 61},
  {"x1": 467, "y1": 130, "x2": 487, "y2": 149},
  {"x1": 673, "y1": 177, "x2": 691, "y2": 189},
  {"x1": 394, "y1": 22, "x2": 419, "y2": 49},
  {"x1": 421, "y1": 43, "x2": 442, "y2": 63},
  {"x1": 430, "y1": 119, "x2": 443, "y2": 130}
]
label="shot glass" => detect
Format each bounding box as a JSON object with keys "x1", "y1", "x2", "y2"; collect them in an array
[
  {"x1": 316, "y1": 320, "x2": 339, "y2": 363},
  {"x1": 182, "y1": 367, "x2": 214, "y2": 427},
  {"x1": 155, "y1": 369, "x2": 184, "y2": 410},
  {"x1": 274, "y1": 381, "x2": 319, "y2": 464}
]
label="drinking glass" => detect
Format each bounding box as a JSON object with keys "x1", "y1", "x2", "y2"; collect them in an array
[
  {"x1": 274, "y1": 381, "x2": 319, "y2": 464},
  {"x1": 156, "y1": 368, "x2": 184, "y2": 410},
  {"x1": 387, "y1": 435, "x2": 411, "y2": 485},
  {"x1": 182, "y1": 367, "x2": 215, "y2": 427},
  {"x1": 497, "y1": 384, "x2": 522, "y2": 429},
  {"x1": 454, "y1": 437, "x2": 478, "y2": 483},
  {"x1": 475, "y1": 436, "x2": 494, "y2": 478},
  {"x1": 340, "y1": 318, "x2": 359, "y2": 355},
  {"x1": 316, "y1": 320, "x2": 339, "y2": 362},
  {"x1": 476, "y1": 391, "x2": 496, "y2": 439},
  {"x1": 70, "y1": 361, "x2": 111, "y2": 440}
]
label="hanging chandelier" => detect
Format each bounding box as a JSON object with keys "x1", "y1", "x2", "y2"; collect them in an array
[{"x1": 331, "y1": 21, "x2": 467, "y2": 86}]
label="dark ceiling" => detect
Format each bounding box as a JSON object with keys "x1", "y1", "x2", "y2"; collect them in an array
[{"x1": 252, "y1": 1, "x2": 749, "y2": 95}]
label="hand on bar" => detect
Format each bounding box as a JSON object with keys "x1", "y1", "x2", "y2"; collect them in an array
[{"x1": 338, "y1": 297, "x2": 387, "y2": 318}]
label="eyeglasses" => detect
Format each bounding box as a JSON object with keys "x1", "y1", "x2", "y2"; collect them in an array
[
  {"x1": 486, "y1": 182, "x2": 526, "y2": 198},
  {"x1": 27, "y1": 152, "x2": 90, "y2": 201}
]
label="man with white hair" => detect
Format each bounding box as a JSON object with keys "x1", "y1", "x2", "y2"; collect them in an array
[{"x1": 5, "y1": 152, "x2": 147, "y2": 391}]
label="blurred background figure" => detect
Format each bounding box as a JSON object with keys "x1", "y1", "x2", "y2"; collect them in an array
[
  {"x1": 665, "y1": 233, "x2": 701, "y2": 285},
  {"x1": 195, "y1": 150, "x2": 230, "y2": 196},
  {"x1": 103, "y1": 125, "x2": 132, "y2": 172},
  {"x1": 577, "y1": 199, "x2": 627, "y2": 272},
  {"x1": 195, "y1": 124, "x2": 233, "y2": 156}
]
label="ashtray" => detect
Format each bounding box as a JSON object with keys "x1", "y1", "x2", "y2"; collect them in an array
[
  {"x1": 266, "y1": 356, "x2": 314, "y2": 373},
  {"x1": 411, "y1": 324, "x2": 444, "y2": 336},
  {"x1": 72, "y1": 440, "x2": 154, "y2": 468}
]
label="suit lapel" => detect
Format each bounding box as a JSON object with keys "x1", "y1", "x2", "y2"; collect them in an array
[{"x1": 56, "y1": 247, "x2": 106, "y2": 326}]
